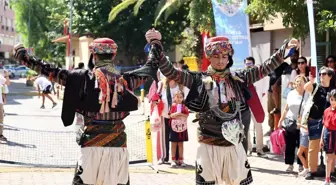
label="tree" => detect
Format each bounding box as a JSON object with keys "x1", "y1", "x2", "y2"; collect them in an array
[
  {"x1": 109, "y1": 0, "x2": 215, "y2": 57},
  {"x1": 246, "y1": 0, "x2": 336, "y2": 39},
  {"x1": 70, "y1": 0, "x2": 189, "y2": 62},
  {"x1": 12, "y1": 0, "x2": 67, "y2": 66}
]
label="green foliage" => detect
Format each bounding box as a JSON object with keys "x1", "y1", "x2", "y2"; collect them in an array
[
  {"x1": 70, "y1": 0, "x2": 189, "y2": 61},
  {"x1": 109, "y1": 0, "x2": 215, "y2": 58},
  {"x1": 12, "y1": 0, "x2": 67, "y2": 66},
  {"x1": 179, "y1": 28, "x2": 199, "y2": 57},
  {"x1": 108, "y1": 0, "x2": 137, "y2": 23},
  {"x1": 188, "y1": 0, "x2": 216, "y2": 36},
  {"x1": 26, "y1": 69, "x2": 38, "y2": 77},
  {"x1": 317, "y1": 10, "x2": 336, "y2": 33},
  {"x1": 246, "y1": 0, "x2": 336, "y2": 39}
]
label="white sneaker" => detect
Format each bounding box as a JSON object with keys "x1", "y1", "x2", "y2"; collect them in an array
[
  {"x1": 171, "y1": 161, "x2": 177, "y2": 168},
  {"x1": 322, "y1": 181, "x2": 330, "y2": 185},
  {"x1": 257, "y1": 151, "x2": 268, "y2": 158},
  {"x1": 180, "y1": 161, "x2": 186, "y2": 167},
  {"x1": 299, "y1": 169, "x2": 308, "y2": 176},
  {"x1": 298, "y1": 165, "x2": 304, "y2": 172},
  {"x1": 286, "y1": 165, "x2": 294, "y2": 172},
  {"x1": 157, "y1": 159, "x2": 163, "y2": 165}
]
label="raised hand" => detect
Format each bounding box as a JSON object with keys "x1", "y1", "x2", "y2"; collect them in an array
[
  {"x1": 145, "y1": 28, "x2": 162, "y2": 43},
  {"x1": 287, "y1": 38, "x2": 300, "y2": 49},
  {"x1": 14, "y1": 44, "x2": 29, "y2": 62}
]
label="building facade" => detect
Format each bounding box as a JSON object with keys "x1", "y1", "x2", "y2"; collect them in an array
[{"x1": 0, "y1": 0, "x2": 17, "y2": 65}]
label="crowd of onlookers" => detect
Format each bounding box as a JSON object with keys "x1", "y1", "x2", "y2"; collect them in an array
[{"x1": 265, "y1": 52, "x2": 336, "y2": 185}]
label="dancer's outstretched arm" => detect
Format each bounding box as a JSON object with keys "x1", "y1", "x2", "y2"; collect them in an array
[
  {"x1": 14, "y1": 44, "x2": 68, "y2": 86},
  {"x1": 148, "y1": 40, "x2": 194, "y2": 89},
  {"x1": 236, "y1": 39, "x2": 299, "y2": 85}
]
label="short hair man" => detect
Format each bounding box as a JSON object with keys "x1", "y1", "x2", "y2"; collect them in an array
[{"x1": 34, "y1": 76, "x2": 57, "y2": 109}]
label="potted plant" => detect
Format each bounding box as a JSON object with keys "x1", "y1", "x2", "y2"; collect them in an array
[{"x1": 26, "y1": 70, "x2": 38, "y2": 86}]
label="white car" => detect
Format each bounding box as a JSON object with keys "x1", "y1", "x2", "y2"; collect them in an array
[
  {"x1": 3, "y1": 65, "x2": 16, "y2": 79},
  {"x1": 11, "y1": 66, "x2": 30, "y2": 78}
]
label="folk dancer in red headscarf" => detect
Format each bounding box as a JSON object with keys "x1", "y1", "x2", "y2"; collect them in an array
[
  {"x1": 14, "y1": 38, "x2": 148, "y2": 185},
  {"x1": 136, "y1": 28, "x2": 299, "y2": 185}
]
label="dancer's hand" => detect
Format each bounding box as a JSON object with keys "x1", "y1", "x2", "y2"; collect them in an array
[
  {"x1": 14, "y1": 43, "x2": 29, "y2": 62},
  {"x1": 145, "y1": 29, "x2": 163, "y2": 60},
  {"x1": 287, "y1": 38, "x2": 299, "y2": 49},
  {"x1": 145, "y1": 28, "x2": 162, "y2": 43}
]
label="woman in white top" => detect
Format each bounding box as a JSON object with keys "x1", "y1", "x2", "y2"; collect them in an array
[
  {"x1": 278, "y1": 75, "x2": 308, "y2": 173},
  {"x1": 156, "y1": 78, "x2": 189, "y2": 164}
]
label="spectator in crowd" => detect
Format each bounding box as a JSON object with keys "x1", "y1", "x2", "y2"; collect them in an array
[
  {"x1": 278, "y1": 75, "x2": 307, "y2": 173},
  {"x1": 266, "y1": 49, "x2": 299, "y2": 136},
  {"x1": 0, "y1": 71, "x2": 10, "y2": 142},
  {"x1": 177, "y1": 59, "x2": 185, "y2": 70},
  {"x1": 304, "y1": 66, "x2": 335, "y2": 180},
  {"x1": 156, "y1": 78, "x2": 189, "y2": 165},
  {"x1": 289, "y1": 56, "x2": 310, "y2": 88},
  {"x1": 320, "y1": 89, "x2": 336, "y2": 185},
  {"x1": 325, "y1": 55, "x2": 336, "y2": 71},
  {"x1": 324, "y1": 55, "x2": 336, "y2": 87},
  {"x1": 76, "y1": 62, "x2": 84, "y2": 69},
  {"x1": 244, "y1": 56, "x2": 267, "y2": 157},
  {"x1": 169, "y1": 90, "x2": 189, "y2": 167},
  {"x1": 34, "y1": 75, "x2": 57, "y2": 109}
]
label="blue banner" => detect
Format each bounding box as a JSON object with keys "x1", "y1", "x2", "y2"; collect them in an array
[{"x1": 211, "y1": 0, "x2": 251, "y2": 70}]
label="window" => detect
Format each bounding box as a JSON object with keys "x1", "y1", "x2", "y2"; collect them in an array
[{"x1": 7, "y1": 18, "x2": 11, "y2": 27}]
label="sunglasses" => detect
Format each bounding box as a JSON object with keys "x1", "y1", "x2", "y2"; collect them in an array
[
  {"x1": 328, "y1": 60, "x2": 335, "y2": 63},
  {"x1": 298, "y1": 61, "x2": 306, "y2": 65},
  {"x1": 245, "y1": 62, "x2": 254, "y2": 66},
  {"x1": 319, "y1": 72, "x2": 330, "y2": 76}
]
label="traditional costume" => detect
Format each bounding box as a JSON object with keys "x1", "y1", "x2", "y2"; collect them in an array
[
  {"x1": 14, "y1": 38, "x2": 146, "y2": 185},
  {"x1": 137, "y1": 31, "x2": 294, "y2": 185}
]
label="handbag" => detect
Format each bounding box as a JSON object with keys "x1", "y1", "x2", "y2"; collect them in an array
[
  {"x1": 301, "y1": 84, "x2": 319, "y2": 125},
  {"x1": 282, "y1": 91, "x2": 305, "y2": 132},
  {"x1": 171, "y1": 118, "x2": 188, "y2": 133}
]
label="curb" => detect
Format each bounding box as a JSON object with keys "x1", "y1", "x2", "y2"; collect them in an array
[
  {"x1": 0, "y1": 166, "x2": 195, "y2": 174},
  {"x1": 7, "y1": 92, "x2": 38, "y2": 96}
]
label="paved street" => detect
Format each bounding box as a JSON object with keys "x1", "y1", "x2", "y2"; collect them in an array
[{"x1": 0, "y1": 79, "x2": 328, "y2": 185}]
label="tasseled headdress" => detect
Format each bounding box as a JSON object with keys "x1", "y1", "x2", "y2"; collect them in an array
[{"x1": 88, "y1": 38, "x2": 121, "y2": 113}]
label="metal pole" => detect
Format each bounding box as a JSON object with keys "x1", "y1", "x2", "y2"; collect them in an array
[
  {"x1": 28, "y1": 1, "x2": 30, "y2": 54},
  {"x1": 68, "y1": 0, "x2": 73, "y2": 69}
]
